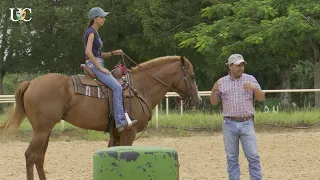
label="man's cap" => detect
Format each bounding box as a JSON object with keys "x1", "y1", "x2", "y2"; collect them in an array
[
  {"x1": 226, "y1": 54, "x2": 247, "y2": 65},
  {"x1": 88, "y1": 7, "x2": 109, "y2": 20}
]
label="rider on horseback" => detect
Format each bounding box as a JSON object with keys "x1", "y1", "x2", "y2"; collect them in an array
[{"x1": 83, "y1": 7, "x2": 138, "y2": 132}]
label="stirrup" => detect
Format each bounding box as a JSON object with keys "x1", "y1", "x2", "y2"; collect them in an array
[{"x1": 118, "y1": 120, "x2": 138, "y2": 132}]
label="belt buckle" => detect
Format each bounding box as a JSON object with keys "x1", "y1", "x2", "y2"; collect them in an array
[
  {"x1": 232, "y1": 116, "x2": 248, "y2": 122},
  {"x1": 225, "y1": 116, "x2": 250, "y2": 122}
]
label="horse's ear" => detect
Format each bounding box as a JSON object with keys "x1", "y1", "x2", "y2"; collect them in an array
[{"x1": 180, "y1": 56, "x2": 185, "y2": 65}]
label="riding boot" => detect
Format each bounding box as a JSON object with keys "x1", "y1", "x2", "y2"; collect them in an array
[{"x1": 118, "y1": 113, "x2": 138, "y2": 132}]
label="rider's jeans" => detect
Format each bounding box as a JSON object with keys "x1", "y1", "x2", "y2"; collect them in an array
[{"x1": 86, "y1": 57, "x2": 127, "y2": 128}]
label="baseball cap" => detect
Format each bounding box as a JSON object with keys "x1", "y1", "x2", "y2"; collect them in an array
[
  {"x1": 88, "y1": 7, "x2": 109, "y2": 20},
  {"x1": 226, "y1": 54, "x2": 247, "y2": 65}
]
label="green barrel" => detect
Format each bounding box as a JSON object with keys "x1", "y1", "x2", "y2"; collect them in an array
[{"x1": 93, "y1": 146, "x2": 179, "y2": 180}]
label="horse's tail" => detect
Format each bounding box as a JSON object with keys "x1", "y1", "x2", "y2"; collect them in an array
[{"x1": 1, "y1": 81, "x2": 30, "y2": 139}]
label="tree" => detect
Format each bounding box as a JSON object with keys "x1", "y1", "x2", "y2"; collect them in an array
[
  {"x1": 291, "y1": 0, "x2": 320, "y2": 107},
  {"x1": 175, "y1": 0, "x2": 320, "y2": 108}
]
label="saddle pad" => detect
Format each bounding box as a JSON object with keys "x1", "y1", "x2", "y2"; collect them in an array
[
  {"x1": 71, "y1": 75, "x2": 105, "y2": 99},
  {"x1": 78, "y1": 74, "x2": 103, "y2": 86}
]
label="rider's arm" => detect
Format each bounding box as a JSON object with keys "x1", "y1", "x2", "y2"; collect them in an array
[
  {"x1": 101, "y1": 51, "x2": 114, "y2": 59},
  {"x1": 85, "y1": 33, "x2": 103, "y2": 70}
]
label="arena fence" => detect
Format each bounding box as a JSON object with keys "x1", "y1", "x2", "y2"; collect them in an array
[{"x1": 1, "y1": 89, "x2": 320, "y2": 129}]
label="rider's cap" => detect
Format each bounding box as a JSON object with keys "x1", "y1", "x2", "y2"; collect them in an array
[{"x1": 88, "y1": 7, "x2": 109, "y2": 20}]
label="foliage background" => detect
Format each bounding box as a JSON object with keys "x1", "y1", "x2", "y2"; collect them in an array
[{"x1": 0, "y1": 0, "x2": 320, "y2": 110}]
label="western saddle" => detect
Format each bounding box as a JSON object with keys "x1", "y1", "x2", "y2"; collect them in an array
[{"x1": 79, "y1": 64, "x2": 127, "y2": 86}]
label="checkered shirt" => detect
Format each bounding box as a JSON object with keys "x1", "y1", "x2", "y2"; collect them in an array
[{"x1": 216, "y1": 73, "x2": 261, "y2": 117}]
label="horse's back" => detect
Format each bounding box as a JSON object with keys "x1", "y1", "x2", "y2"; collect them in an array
[
  {"x1": 32, "y1": 73, "x2": 71, "y2": 85},
  {"x1": 26, "y1": 73, "x2": 72, "y2": 99}
]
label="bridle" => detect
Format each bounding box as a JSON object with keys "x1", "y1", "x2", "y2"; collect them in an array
[
  {"x1": 121, "y1": 53, "x2": 197, "y2": 104},
  {"x1": 178, "y1": 61, "x2": 198, "y2": 105},
  {"x1": 119, "y1": 53, "x2": 198, "y2": 141}
]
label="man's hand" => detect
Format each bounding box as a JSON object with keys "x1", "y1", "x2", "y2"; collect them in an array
[
  {"x1": 210, "y1": 79, "x2": 221, "y2": 105},
  {"x1": 212, "y1": 79, "x2": 221, "y2": 92},
  {"x1": 243, "y1": 82, "x2": 257, "y2": 91}
]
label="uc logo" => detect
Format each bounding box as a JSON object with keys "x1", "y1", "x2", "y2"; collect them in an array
[{"x1": 9, "y1": 8, "x2": 32, "y2": 22}]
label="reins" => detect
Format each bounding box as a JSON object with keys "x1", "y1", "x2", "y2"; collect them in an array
[{"x1": 118, "y1": 53, "x2": 196, "y2": 141}]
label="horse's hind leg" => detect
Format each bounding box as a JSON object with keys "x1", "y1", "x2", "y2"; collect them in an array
[
  {"x1": 35, "y1": 133, "x2": 51, "y2": 180},
  {"x1": 25, "y1": 131, "x2": 51, "y2": 180}
]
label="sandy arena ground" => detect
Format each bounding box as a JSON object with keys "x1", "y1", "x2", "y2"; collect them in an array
[{"x1": 0, "y1": 131, "x2": 319, "y2": 180}]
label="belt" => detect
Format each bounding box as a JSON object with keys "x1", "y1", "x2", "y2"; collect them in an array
[{"x1": 224, "y1": 116, "x2": 253, "y2": 122}]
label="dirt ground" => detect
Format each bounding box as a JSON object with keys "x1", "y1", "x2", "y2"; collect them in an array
[{"x1": 0, "y1": 130, "x2": 319, "y2": 180}]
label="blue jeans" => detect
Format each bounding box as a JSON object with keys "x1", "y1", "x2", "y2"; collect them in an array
[
  {"x1": 86, "y1": 58, "x2": 127, "y2": 128},
  {"x1": 223, "y1": 118, "x2": 262, "y2": 180}
]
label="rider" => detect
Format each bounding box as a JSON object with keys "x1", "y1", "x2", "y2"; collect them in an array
[{"x1": 83, "y1": 7, "x2": 138, "y2": 132}]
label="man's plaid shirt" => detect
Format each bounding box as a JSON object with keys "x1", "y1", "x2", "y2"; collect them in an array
[{"x1": 216, "y1": 73, "x2": 262, "y2": 117}]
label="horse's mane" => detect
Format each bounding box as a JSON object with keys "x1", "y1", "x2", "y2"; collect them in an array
[{"x1": 131, "y1": 56, "x2": 186, "y2": 72}]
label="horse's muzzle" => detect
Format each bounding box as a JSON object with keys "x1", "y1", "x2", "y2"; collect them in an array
[{"x1": 184, "y1": 96, "x2": 202, "y2": 107}]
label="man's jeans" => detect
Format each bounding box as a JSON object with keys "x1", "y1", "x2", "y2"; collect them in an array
[
  {"x1": 223, "y1": 118, "x2": 262, "y2": 180},
  {"x1": 86, "y1": 58, "x2": 127, "y2": 128}
]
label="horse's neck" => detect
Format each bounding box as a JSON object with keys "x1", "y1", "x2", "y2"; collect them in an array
[{"x1": 131, "y1": 63, "x2": 178, "y2": 108}]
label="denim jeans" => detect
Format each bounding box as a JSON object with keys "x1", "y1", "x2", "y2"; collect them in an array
[
  {"x1": 86, "y1": 58, "x2": 127, "y2": 128},
  {"x1": 223, "y1": 118, "x2": 262, "y2": 180}
]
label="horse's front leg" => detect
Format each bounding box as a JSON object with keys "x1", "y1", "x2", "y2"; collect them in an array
[
  {"x1": 108, "y1": 129, "x2": 121, "y2": 147},
  {"x1": 120, "y1": 128, "x2": 137, "y2": 146},
  {"x1": 107, "y1": 136, "x2": 114, "y2": 147}
]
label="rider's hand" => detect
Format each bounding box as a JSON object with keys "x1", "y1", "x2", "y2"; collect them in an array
[
  {"x1": 100, "y1": 67, "x2": 111, "y2": 75},
  {"x1": 112, "y1": 49, "x2": 123, "y2": 56}
]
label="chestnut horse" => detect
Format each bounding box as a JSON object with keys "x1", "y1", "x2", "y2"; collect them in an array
[{"x1": 1, "y1": 55, "x2": 201, "y2": 180}]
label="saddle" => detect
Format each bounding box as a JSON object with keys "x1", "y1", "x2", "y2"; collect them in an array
[
  {"x1": 71, "y1": 63, "x2": 151, "y2": 135},
  {"x1": 71, "y1": 64, "x2": 135, "y2": 132},
  {"x1": 79, "y1": 64, "x2": 127, "y2": 86},
  {"x1": 78, "y1": 63, "x2": 135, "y2": 99}
]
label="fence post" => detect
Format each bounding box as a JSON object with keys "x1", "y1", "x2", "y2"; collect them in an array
[
  {"x1": 166, "y1": 97, "x2": 169, "y2": 116},
  {"x1": 180, "y1": 99, "x2": 183, "y2": 116},
  {"x1": 155, "y1": 105, "x2": 159, "y2": 129}
]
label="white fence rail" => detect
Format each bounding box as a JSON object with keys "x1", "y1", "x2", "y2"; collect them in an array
[
  {"x1": 155, "y1": 89, "x2": 320, "y2": 128},
  {"x1": 161, "y1": 89, "x2": 320, "y2": 114},
  {"x1": 0, "y1": 95, "x2": 15, "y2": 104},
  {"x1": 1, "y1": 89, "x2": 320, "y2": 129}
]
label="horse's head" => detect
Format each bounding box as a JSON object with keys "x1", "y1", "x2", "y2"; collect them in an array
[{"x1": 172, "y1": 56, "x2": 202, "y2": 107}]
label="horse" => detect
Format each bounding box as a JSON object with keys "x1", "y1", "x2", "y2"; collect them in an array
[{"x1": 0, "y1": 55, "x2": 201, "y2": 180}]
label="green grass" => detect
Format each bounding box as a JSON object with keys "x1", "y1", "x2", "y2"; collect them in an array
[
  {"x1": 0, "y1": 109, "x2": 319, "y2": 141},
  {"x1": 148, "y1": 112, "x2": 222, "y2": 131},
  {"x1": 148, "y1": 109, "x2": 320, "y2": 130},
  {"x1": 254, "y1": 109, "x2": 320, "y2": 127},
  {"x1": 0, "y1": 115, "x2": 110, "y2": 142}
]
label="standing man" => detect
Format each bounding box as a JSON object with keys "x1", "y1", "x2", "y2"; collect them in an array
[{"x1": 211, "y1": 54, "x2": 265, "y2": 180}]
